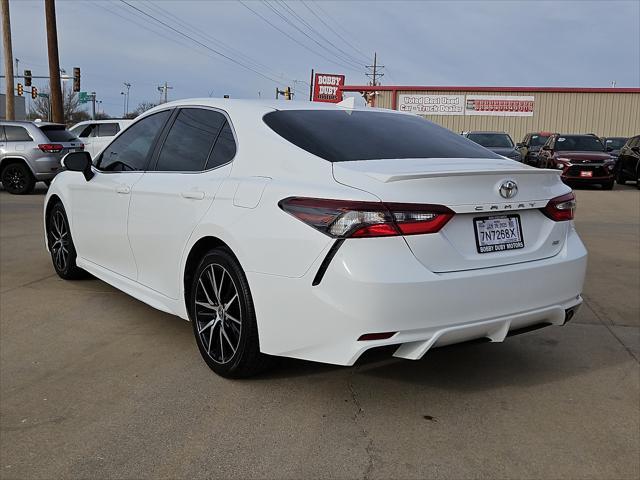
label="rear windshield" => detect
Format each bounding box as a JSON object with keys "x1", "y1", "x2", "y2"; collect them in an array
[
  {"x1": 39, "y1": 125, "x2": 78, "y2": 142},
  {"x1": 466, "y1": 133, "x2": 513, "y2": 148},
  {"x1": 263, "y1": 110, "x2": 501, "y2": 162},
  {"x1": 555, "y1": 135, "x2": 604, "y2": 152}
]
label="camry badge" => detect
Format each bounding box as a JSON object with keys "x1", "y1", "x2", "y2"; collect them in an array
[{"x1": 499, "y1": 180, "x2": 518, "y2": 199}]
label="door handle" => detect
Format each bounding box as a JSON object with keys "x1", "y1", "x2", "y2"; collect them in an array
[
  {"x1": 181, "y1": 191, "x2": 205, "y2": 200},
  {"x1": 116, "y1": 185, "x2": 131, "y2": 194}
]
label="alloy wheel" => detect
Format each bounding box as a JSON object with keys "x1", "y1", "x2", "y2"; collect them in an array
[
  {"x1": 50, "y1": 210, "x2": 70, "y2": 272},
  {"x1": 194, "y1": 263, "x2": 242, "y2": 364},
  {"x1": 3, "y1": 166, "x2": 27, "y2": 192}
]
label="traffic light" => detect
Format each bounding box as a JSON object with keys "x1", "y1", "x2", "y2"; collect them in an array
[
  {"x1": 284, "y1": 87, "x2": 292, "y2": 100},
  {"x1": 73, "y1": 67, "x2": 81, "y2": 92},
  {"x1": 24, "y1": 69, "x2": 32, "y2": 87},
  {"x1": 17, "y1": 83, "x2": 23, "y2": 96},
  {"x1": 31, "y1": 87, "x2": 38, "y2": 99}
]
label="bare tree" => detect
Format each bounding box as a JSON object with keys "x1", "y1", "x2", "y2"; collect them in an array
[
  {"x1": 130, "y1": 101, "x2": 158, "y2": 118},
  {"x1": 28, "y1": 84, "x2": 90, "y2": 125}
]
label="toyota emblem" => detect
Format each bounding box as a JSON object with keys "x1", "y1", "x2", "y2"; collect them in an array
[{"x1": 499, "y1": 180, "x2": 518, "y2": 199}]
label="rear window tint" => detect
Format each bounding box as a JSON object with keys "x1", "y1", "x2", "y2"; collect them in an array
[
  {"x1": 5, "y1": 126, "x2": 32, "y2": 142},
  {"x1": 39, "y1": 126, "x2": 78, "y2": 142},
  {"x1": 263, "y1": 110, "x2": 501, "y2": 162},
  {"x1": 98, "y1": 123, "x2": 119, "y2": 137}
]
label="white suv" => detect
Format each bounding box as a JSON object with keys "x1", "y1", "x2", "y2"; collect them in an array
[{"x1": 69, "y1": 119, "x2": 133, "y2": 158}]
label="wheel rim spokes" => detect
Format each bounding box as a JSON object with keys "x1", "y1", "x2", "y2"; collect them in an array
[
  {"x1": 194, "y1": 264, "x2": 242, "y2": 364},
  {"x1": 50, "y1": 211, "x2": 69, "y2": 271}
]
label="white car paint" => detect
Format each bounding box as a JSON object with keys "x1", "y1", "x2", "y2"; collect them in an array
[
  {"x1": 46, "y1": 99, "x2": 587, "y2": 367},
  {"x1": 69, "y1": 119, "x2": 133, "y2": 158}
]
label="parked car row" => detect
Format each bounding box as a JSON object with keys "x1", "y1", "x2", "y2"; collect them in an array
[
  {"x1": 0, "y1": 119, "x2": 131, "y2": 194},
  {"x1": 464, "y1": 130, "x2": 639, "y2": 189}
]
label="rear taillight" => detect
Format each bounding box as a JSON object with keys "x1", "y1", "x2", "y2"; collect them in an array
[
  {"x1": 279, "y1": 197, "x2": 454, "y2": 238},
  {"x1": 541, "y1": 192, "x2": 576, "y2": 221},
  {"x1": 38, "y1": 143, "x2": 64, "y2": 153}
]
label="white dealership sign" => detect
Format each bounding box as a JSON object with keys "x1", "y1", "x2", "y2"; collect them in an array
[
  {"x1": 398, "y1": 94, "x2": 465, "y2": 115},
  {"x1": 464, "y1": 95, "x2": 535, "y2": 116}
]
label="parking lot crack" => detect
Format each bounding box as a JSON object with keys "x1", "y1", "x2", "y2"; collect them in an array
[
  {"x1": 348, "y1": 367, "x2": 375, "y2": 480},
  {"x1": 583, "y1": 296, "x2": 639, "y2": 363}
]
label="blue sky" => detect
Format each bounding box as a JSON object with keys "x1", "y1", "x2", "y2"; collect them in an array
[{"x1": 3, "y1": 0, "x2": 639, "y2": 116}]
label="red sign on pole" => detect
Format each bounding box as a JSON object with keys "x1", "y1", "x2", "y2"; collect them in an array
[{"x1": 313, "y1": 73, "x2": 345, "y2": 103}]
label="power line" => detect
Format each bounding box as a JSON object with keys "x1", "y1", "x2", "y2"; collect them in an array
[
  {"x1": 262, "y1": 1, "x2": 362, "y2": 70},
  {"x1": 140, "y1": 0, "x2": 300, "y2": 85},
  {"x1": 312, "y1": 2, "x2": 370, "y2": 58},
  {"x1": 238, "y1": 0, "x2": 361, "y2": 73},
  {"x1": 119, "y1": 0, "x2": 285, "y2": 85},
  {"x1": 299, "y1": 0, "x2": 371, "y2": 64},
  {"x1": 275, "y1": 0, "x2": 366, "y2": 67}
]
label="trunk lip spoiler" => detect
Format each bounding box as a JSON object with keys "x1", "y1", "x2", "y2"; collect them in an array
[{"x1": 349, "y1": 168, "x2": 562, "y2": 183}]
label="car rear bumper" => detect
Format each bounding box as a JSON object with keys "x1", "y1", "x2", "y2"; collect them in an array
[
  {"x1": 248, "y1": 226, "x2": 588, "y2": 365},
  {"x1": 32, "y1": 155, "x2": 63, "y2": 179}
]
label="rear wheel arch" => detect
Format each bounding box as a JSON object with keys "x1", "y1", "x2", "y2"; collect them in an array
[
  {"x1": 0, "y1": 156, "x2": 35, "y2": 176},
  {"x1": 45, "y1": 195, "x2": 64, "y2": 248},
  {"x1": 183, "y1": 236, "x2": 244, "y2": 316}
]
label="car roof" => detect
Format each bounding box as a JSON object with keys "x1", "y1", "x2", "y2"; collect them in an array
[
  {"x1": 465, "y1": 131, "x2": 510, "y2": 135},
  {"x1": 142, "y1": 98, "x2": 397, "y2": 119},
  {"x1": 0, "y1": 120, "x2": 65, "y2": 128}
]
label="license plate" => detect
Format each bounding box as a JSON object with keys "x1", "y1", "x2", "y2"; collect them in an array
[
  {"x1": 473, "y1": 215, "x2": 524, "y2": 254},
  {"x1": 580, "y1": 170, "x2": 593, "y2": 177}
]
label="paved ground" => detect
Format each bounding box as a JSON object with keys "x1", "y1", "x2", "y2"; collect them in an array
[{"x1": 1, "y1": 183, "x2": 638, "y2": 480}]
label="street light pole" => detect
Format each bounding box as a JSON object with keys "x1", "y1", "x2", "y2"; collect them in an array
[
  {"x1": 123, "y1": 82, "x2": 131, "y2": 116},
  {"x1": 120, "y1": 92, "x2": 126, "y2": 117}
]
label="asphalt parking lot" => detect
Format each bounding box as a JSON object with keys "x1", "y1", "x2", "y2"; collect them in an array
[{"x1": 0, "y1": 184, "x2": 638, "y2": 479}]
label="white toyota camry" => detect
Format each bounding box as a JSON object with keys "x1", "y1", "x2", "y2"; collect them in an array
[{"x1": 45, "y1": 99, "x2": 587, "y2": 378}]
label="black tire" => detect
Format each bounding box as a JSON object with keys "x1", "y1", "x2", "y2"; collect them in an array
[
  {"x1": 602, "y1": 180, "x2": 614, "y2": 190},
  {"x1": 615, "y1": 169, "x2": 627, "y2": 185},
  {"x1": 189, "y1": 248, "x2": 271, "y2": 378},
  {"x1": 46, "y1": 202, "x2": 86, "y2": 279},
  {"x1": 1, "y1": 162, "x2": 35, "y2": 194}
]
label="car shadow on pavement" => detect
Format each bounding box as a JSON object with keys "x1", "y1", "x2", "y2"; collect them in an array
[{"x1": 261, "y1": 324, "x2": 630, "y2": 392}]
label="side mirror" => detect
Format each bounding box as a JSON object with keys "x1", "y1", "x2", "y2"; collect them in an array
[
  {"x1": 606, "y1": 146, "x2": 614, "y2": 152},
  {"x1": 62, "y1": 151, "x2": 94, "y2": 181},
  {"x1": 631, "y1": 146, "x2": 640, "y2": 154},
  {"x1": 516, "y1": 143, "x2": 524, "y2": 148}
]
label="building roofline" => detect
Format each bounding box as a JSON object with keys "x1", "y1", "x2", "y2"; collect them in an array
[{"x1": 341, "y1": 85, "x2": 640, "y2": 93}]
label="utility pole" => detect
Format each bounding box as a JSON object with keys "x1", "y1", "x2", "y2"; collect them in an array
[
  {"x1": 123, "y1": 82, "x2": 131, "y2": 115},
  {"x1": 365, "y1": 52, "x2": 384, "y2": 87},
  {"x1": 365, "y1": 52, "x2": 384, "y2": 107},
  {"x1": 157, "y1": 81, "x2": 172, "y2": 104},
  {"x1": 1, "y1": 0, "x2": 15, "y2": 120},
  {"x1": 90, "y1": 92, "x2": 96, "y2": 120},
  {"x1": 45, "y1": 0, "x2": 63, "y2": 123},
  {"x1": 309, "y1": 68, "x2": 314, "y2": 101}
]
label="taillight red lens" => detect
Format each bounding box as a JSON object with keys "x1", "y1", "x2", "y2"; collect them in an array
[
  {"x1": 541, "y1": 192, "x2": 576, "y2": 221},
  {"x1": 38, "y1": 143, "x2": 64, "y2": 153},
  {"x1": 279, "y1": 197, "x2": 454, "y2": 238}
]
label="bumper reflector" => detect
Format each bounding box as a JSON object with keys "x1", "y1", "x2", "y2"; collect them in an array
[{"x1": 358, "y1": 332, "x2": 397, "y2": 341}]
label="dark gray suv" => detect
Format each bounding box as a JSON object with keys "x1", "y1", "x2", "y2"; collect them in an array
[{"x1": 0, "y1": 121, "x2": 83, "y2": 194}]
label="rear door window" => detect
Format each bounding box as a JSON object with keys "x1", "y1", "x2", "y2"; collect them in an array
[
  {"x1": 154, "y1": 108, "x2": 228, "y2": 172},
  {"x1": 70, "y1": 124, "x2": 96, "y2": 138},
  {"x1": 205, "y1": 121, "x2": 236, "y2": 169},
  {"x1": 263, "y1": 110, "x2": 500, "y2": 162},
  {"x1": 5, "y1": 126, "x2": 32, "y2": 142},
  {"x1": 97, "y1": 123, "x2": 120, "y2": 137}
]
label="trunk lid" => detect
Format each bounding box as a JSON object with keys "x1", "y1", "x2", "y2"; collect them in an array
[{"x1": 333, "y1": 158, "x2": 572, "y2": 272}]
